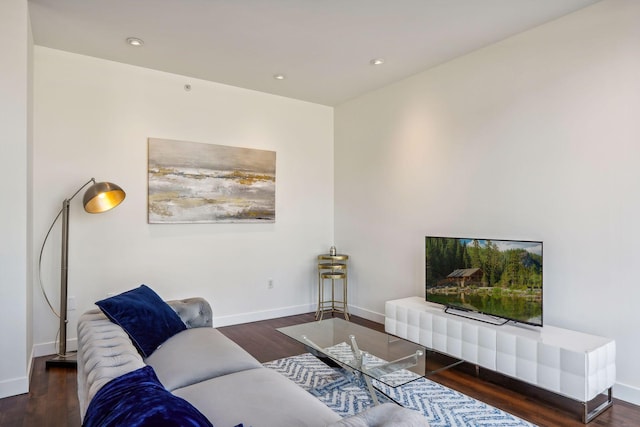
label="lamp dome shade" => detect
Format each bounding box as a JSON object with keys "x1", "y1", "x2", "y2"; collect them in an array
[{"x1": 83, "y1": 181, "x2": 126, "y2": 213}]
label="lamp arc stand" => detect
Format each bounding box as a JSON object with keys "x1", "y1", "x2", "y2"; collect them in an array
[
  {"x1": 47, "y1": 197, "x2": 74, "y2": 367},
  {"x1": 43, "y1": 178, "x2": 126, "y2": 369}
]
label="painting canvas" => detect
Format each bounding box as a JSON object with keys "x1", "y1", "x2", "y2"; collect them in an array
[{"x1": 148, "y1": 138, "x2": 276, "y2": 223}]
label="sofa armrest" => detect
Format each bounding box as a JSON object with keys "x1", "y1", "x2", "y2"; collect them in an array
[
  {"x1": 77, "y1": 309, "x2": 146, "y2": 421},
  {"x1": 78, "y1": 297, "x2": 212, "y2": 421},
  {"x1": 167, "y1": 297, "x2": 212, "y2": 328}
]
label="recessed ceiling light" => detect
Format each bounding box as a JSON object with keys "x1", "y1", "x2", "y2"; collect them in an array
[
  {"x1": 273, "y1": 74, "x2": 286, "y2": 80},
  {"x1": 370, "y1": 58, "x2": 385, "y2": 66},
  {"x1": 126, "y1": 37, "x2": 144, "y2": 47}
]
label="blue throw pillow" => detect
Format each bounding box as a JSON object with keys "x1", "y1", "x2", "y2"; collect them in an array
[
  {"x1": 83, "y1": 365, "x2": 213, "y2": 427},
  {"x1": 96, "y1": 285, "x2": 187, "y2": 357}
]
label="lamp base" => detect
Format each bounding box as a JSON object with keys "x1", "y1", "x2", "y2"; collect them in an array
[{"x1": 45, "y1": 352, "x2": 77, "y2": 369}]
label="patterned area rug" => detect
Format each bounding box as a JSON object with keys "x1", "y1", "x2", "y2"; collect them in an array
[{"x1": 264, "y1": 352, "x2": 537, "y2": 427}]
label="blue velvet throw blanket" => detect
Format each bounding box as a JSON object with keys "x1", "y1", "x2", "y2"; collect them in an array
[{"x1": 83, "y1": 366, "x2": 213, "y2": 427}]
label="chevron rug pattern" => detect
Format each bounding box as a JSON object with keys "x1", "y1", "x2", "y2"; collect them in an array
[{"x1": 264, "y1": 352, "x2": 537, "y2": 427}]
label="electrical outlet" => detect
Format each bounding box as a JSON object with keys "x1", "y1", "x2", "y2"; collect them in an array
[
  {"x1": 268, "y1": 279, "x2": 274, "y2": 289},
  {"x1": 68, "y1": 296, "x2": 76, "y2": 311}
]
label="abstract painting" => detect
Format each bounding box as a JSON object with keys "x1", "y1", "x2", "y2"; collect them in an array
[{"x1": 148, "y1": 138, "x2": 276, "y2": 223}]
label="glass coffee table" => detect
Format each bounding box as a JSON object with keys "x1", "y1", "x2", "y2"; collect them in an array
[{"x1": 277, "y1": 318, "x2": 462, "y2": 405}]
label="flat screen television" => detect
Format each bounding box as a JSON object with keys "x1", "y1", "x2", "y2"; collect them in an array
[{"x1": 425, "y1": 236, "x2": 543, "y2": 327}]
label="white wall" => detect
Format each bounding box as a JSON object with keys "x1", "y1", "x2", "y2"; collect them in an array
[
  {"x1": 32, "y1": 47, "x2": 334, "y2": 356},
  {"x1": 0, "y1": 0, "x2": 31, "y2": 399},
  {"x1": 335, "y1": 0, "x2": 640, "y2": 405}
]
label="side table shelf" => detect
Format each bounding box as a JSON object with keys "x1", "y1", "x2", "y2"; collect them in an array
[
  {"x1": 385, "y1": 296, "x2": 616, "y2": 423},
  {"x1": 316, "y1": 254, "x2": 349, "y2": 320}
]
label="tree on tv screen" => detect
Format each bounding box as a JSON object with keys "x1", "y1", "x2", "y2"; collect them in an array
[{"x1": 426, "y1": 238, "x2": 542, "y2": 291}]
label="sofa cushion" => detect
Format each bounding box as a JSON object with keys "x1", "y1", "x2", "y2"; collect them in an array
[
  {"x1": 174, "y1": 367, "x2": 341, "y2": 427},
  {"x1": 145, "y1": 327, "x2": 263, "y2": 391},
  {"x1": 96, "y1": 285, "x2": 186, "y2": 357},
  {"x1": 83, "y1": 365, "x2": 212, "y2": 427}
]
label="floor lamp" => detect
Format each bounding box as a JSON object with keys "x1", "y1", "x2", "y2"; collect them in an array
[{"x1": 42, "y1": 178, "x2": 126, "y2": 369}]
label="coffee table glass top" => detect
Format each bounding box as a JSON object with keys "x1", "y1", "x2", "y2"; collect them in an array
[{"x1": 278, "y1": 318, "x2": 461, "y2": 388}]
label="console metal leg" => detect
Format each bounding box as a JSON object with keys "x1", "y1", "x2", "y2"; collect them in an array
[{"x1": 583, "y1": 387, "x2": 613, "y2": 423}]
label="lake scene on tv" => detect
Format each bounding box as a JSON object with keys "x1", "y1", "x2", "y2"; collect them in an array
[{"x1": 426, "y1": 237, "x2": 543, "y2": 326}]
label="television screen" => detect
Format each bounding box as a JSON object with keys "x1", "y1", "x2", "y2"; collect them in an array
[{"x1": 425, "y1": 236, "x2": 543, "y2": 327}]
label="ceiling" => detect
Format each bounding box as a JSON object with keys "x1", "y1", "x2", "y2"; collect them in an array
[{"x1": 28, "y1": 0, "x2": 600, "y2": 106}]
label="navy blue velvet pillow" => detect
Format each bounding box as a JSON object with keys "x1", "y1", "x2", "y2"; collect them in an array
[
  {"x1": 96, "y1": 285, "x2": 186, "y2": 357},
  {"x1": 83, "y1": 365, "x2": 213, "y2": 427}
]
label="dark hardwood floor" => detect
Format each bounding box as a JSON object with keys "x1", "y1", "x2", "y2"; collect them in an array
[
  {"x1": 1, "y1": 313, "x2": 637, "y2": 426},
  {"x1": 0, "y1": 355, "x2": 80, "y2": 427}
]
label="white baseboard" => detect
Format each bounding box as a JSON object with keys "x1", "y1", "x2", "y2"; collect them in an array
[
  {"x1": 0, "y1": 375, "x2": 28, "y2": 400},
  {"x1": 212, "y1": 303, "x2": 385, "y2": 327},
  {"x1": 614, "y1": 381, "x2": 640, "y2": 406},
  {"x1": 33, "y1": 338, "x2": 77, "y2": 358},
  {"x1": 0, "y1": 347, "x2": 36, "y2": 399},
  {"x1": 28, "y1": 346, "x2": 34, "y2": 385},
  {"x1": 212, "y1": 303, "x2": 316, "y2": 327},
  {"x1": 346, "y1": 304, "x2": 385, "y2": 324}
]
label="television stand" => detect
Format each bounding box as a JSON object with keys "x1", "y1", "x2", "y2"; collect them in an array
[
  {"x1": 385, "y1": 297, "x2": 615, "y2": 423},
  {"x1": 444, "y1": 306, "x2": 509, "y2": 326}
]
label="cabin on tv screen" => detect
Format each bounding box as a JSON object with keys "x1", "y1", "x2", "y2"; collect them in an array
[{"x1": 444, "y1": 268, "x2": 484, "y2": 287}]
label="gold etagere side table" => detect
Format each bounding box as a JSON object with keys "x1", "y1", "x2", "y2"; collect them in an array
[{"x1": 316, "y1": 253, "x2": 349, "y2": 320}]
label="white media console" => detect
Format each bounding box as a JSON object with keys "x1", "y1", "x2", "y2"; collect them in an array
[{"x1": 385, "y1": 297, "x2": 615, "y2": 423}]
